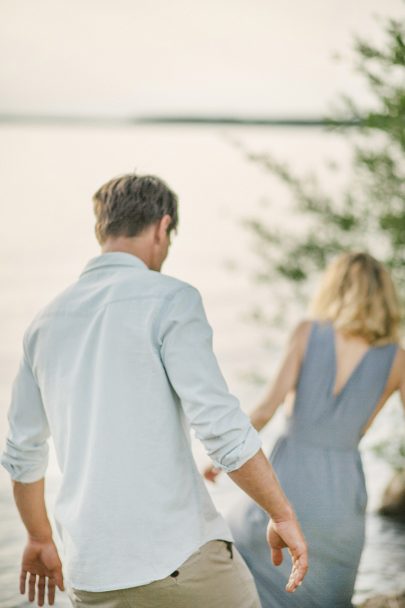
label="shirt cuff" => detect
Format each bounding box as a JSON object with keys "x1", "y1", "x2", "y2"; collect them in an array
[
  {"x1": 1, "y1": 439, "x2": 49, "y2": 483},
  {"x1": 213, "y1": 426, "x2": 262, "y2": 473}
]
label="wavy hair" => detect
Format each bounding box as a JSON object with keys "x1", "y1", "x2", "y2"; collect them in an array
[{"x1": 310, "y1": 252, "x2": 401, "y2": 345}]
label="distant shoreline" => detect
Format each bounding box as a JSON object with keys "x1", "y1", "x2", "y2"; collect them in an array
[{"x1": 0, "y1": 114, "x2": 359, "y2": 128}]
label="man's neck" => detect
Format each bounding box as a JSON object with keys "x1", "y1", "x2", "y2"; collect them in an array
[{"x1": 101, "y1": 237, "x2": 152, "y2": 269}]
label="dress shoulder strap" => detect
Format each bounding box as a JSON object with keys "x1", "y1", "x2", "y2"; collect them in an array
[{"x1": 297, "y1": 319, "x2": 335, "y2": 396}]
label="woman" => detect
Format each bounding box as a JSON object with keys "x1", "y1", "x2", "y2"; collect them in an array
[{"x1": 205, "y1": 252, "x2": 405, "y2": 608}]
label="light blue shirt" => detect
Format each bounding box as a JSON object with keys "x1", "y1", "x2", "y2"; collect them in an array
[{"x1": 1, "y1": 252, "x2": 261, "y2": 592}]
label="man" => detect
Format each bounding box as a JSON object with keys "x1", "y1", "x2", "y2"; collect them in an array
[{"x1": 1, "y1": 174, "x2": 307, "y2": 608}]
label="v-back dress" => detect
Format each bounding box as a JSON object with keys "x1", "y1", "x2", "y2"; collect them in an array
[{"x1": 228, "y1": 321, "x2": 398, "y2": 608}]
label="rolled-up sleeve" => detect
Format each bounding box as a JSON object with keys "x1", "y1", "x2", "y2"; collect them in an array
[
  {"x1": 1, "y1": 342, "x2": 50, "y2": 483},
  {"x1": 158, "y1": 285, "x2": 261, "y2": 473}
]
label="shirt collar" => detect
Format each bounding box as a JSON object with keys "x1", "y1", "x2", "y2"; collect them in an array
[{"x1": 80, "y1": 252, "x2": 148, "y2": 277}]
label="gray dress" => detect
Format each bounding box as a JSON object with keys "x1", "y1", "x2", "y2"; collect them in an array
[{"x1": 228, "y1": 321, "x2": 398, "y2": 608}]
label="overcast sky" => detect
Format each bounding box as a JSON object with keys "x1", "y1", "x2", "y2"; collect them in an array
[{"x1": 0, "y1": 0, "x2": 403, "y2": 118}]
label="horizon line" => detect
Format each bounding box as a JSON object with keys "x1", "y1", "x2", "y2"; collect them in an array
[{"x1": 0, "y1": 113, "x2": 359, "y2": 127}]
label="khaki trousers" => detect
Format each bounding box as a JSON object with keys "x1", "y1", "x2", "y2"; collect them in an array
[{"x1": 68, "y1": 540, "x2": 261, "y2": 608}]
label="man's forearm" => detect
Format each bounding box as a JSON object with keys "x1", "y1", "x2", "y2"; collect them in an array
[
  {"x1": 228, "y1": 449, "x2": 295, "y2": 522},
  {"x1": 13, "y1": 478, "x2": 53, "y2": 540}
]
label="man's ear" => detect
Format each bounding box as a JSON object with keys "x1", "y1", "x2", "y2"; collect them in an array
[{"x1": 157, "y1": 215, "x2": 172, "y2": 241}]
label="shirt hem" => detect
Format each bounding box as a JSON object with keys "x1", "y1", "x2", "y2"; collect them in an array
[{"x1": 67, "y1": 532, "x2": 234, "y2": 592}]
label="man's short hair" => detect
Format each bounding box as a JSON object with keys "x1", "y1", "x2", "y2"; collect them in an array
[{"x1": 92, "y1": 174, "x2": 179, "y2": 244}]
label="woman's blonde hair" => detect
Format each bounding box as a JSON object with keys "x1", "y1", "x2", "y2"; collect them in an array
[{"x1": 310, "y1": 252, "x2": 401, "y2": 345}]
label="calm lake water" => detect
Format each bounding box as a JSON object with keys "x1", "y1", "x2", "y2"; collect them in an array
[{"x1": 0, "y1": 124, "x2": 404, "y2": 607}]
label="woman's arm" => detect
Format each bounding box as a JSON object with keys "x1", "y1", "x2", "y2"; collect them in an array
[
  {"x1": 361, "y1": 347, "x2": 405, "y2": 436},
  {"x1": 250, "y1": 320, "x2": 312, "y2": 431},
  {"x1": 204, "y1": 321, "x2": 311, "y2": 482},
  {"x1": 399, "y1": 350, "x2": 405, "y2": 413}
]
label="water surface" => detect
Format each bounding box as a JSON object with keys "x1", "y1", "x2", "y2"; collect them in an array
[{"x1": 0, "y1": 124, "x2": 404, "y2": 606}]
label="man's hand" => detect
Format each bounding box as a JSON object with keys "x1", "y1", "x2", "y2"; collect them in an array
[
  {"x1": 267, "y1": 518, "x2": 308, "y2": 593},
  {"x1": 20, "y1": 537, "x2": 64, "y2": 606},
  {"x1": 11, "y1": 480, "x2": 64, "y2": 605}
]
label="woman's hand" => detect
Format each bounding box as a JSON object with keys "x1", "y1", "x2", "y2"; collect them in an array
[
  {"x1": 203, "y1": 464, "x2": 222, "y2": 483},
  {"x1": 20, "y1": 537, "x2": 64, "y2": 606}
]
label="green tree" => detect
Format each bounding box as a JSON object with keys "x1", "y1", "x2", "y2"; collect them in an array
[
  {"x1": 241, "y1": 17, "x2": 404, "y2": 328},
  {"x1": 237, "y1": 16, "x2": 405, "y2": 472}
]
